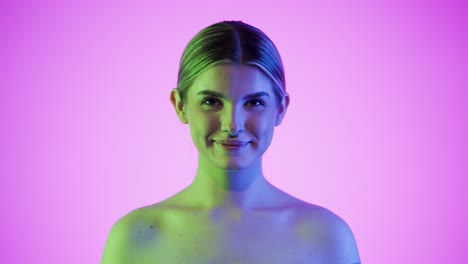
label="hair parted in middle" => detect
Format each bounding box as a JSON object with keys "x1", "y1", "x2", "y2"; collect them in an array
[{"x1": 176, "y1": 21, "x2": 286, "y2": 102}]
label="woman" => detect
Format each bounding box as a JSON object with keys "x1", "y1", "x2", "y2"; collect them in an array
[{"x1": 102, "y1": 21, "x2": 360, "y2": 264}]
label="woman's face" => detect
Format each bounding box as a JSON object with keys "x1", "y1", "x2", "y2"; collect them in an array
[{"x1": 171, "y1": 64, "x2": 288, "y2": 171}]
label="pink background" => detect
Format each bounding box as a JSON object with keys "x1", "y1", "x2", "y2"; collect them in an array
[{"x1": 2, "y1": 0, "x2": 467, "y2": 263}]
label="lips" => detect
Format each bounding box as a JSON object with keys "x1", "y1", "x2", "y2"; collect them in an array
[{"x1": 215, "y1": 140, "x2": 250, "y2": 151}]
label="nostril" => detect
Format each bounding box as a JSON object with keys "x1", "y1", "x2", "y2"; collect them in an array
[{"x1": 228, "y1": 132, "x2": 239, "y2": 138}]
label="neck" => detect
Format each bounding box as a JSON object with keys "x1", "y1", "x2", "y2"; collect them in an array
[{"x1": 185, "y1": 154, "x2": 273, "y2": 209}]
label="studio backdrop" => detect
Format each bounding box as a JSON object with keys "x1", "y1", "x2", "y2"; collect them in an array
[{"x1": 1, "y1": 0, "x2": 467, "y2": 263}]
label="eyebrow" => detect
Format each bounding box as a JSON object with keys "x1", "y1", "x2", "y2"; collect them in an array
[{"x1": 196, "y1": 90, "x2": 270, "y2": 100}]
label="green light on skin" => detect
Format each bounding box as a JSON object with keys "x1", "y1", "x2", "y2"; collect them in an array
[{"x1": 102, "y1": 64, "x2": 360, "y2": 263}]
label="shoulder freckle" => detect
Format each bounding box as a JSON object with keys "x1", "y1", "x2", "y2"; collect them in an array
[
  {"x1": 111, "y1": 208, "x2": 160, "y2": 246},
  {"x1": 126, "y1": 207, "x2": 161, "y2": 244},
  {"x1": 102, "y1": 208, "x2": 163, "y2": 263},
  {"x1": 130, "y1": 221, "x2": 158, "y2": 245}
]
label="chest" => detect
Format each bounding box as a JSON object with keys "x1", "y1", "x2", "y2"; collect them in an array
[{"x1": 134, "y1": 211, "x2": 326, "y2": 263}]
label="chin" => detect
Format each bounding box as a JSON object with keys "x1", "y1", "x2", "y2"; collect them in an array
[{"x1": 214, "y1": 157, "x2": 259, "y2": 172}]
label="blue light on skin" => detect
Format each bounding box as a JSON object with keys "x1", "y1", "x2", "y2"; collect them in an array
[{"x1": 101, "y1": 64, "x2": 360, "y2": 264}]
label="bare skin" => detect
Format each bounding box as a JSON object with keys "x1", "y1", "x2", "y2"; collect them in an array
[
  {"x1": 101, "y1": 65, "x2": 360, "y2": 263},
  {"x1": 102, "y1": 178, "x2": 360, "y2": 263}
]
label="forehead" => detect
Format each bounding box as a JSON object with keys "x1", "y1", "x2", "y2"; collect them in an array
[{"x1": 189, "y1": 64, "x2": 274, "y2": 97}]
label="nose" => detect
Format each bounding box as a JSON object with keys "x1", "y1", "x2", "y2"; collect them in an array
[{"x1": 221, "y1": 105, "x2": 245, "y2": 137}]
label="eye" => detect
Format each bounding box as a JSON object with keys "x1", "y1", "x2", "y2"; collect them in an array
[
  {"x1": 245, "y1": 98, "x2": 265, "y2": 107},
  {"x1": 201, "y1": 97, "x2": 222, "y2": 108}
]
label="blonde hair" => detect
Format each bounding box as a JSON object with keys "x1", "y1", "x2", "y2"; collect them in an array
[{"x1": 176, "y1": 21, "x2": 286, "y2": 102}]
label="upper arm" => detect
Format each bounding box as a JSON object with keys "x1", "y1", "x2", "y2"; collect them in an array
[
  {"x1": 101, "y1": 208, "x2": 162, "y2": 264},
  {"x1": 322, "y1": 213, "x2": 361, "y2": 264},
  {"x1": 101, "y1": 216, "x2": 133, "y2": 264},
  {"x1": 298, "y1": 205, "x2": 361, "y2": 263}
]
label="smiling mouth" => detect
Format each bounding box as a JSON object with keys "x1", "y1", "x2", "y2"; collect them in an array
[{"x1": 215, "y1": 141, "x2": 250, "y2": 151}]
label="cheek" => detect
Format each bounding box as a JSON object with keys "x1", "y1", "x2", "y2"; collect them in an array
[
  {"x1": 188, "y1": 112, "x2": 219, "y2": 139},
  {"x1": 247, "y1": 113, "x2": 276, "y2": 138}
]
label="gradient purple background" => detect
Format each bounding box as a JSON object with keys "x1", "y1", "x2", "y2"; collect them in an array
[{"x1": 2, "y1": 0, "x2": 467, "y2": 263}]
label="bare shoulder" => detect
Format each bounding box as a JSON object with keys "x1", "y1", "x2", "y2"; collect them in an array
[
  {"x1": 101, "y1": 190, "x2": 200, "y2": 264},
  {"x1": 101, "y1": 204, "x2": 165, "y2": 264},
  {"x1": 291, "y1": 202, "x2": 361, "y2": 263}
]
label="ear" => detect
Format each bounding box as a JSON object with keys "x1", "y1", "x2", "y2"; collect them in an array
[
  {"x1": 275, "y1": 92, "x2": 290, "y2": 126},
  {"x1": 170, "y1": 89, "x2": 188, "y2": 124}
]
